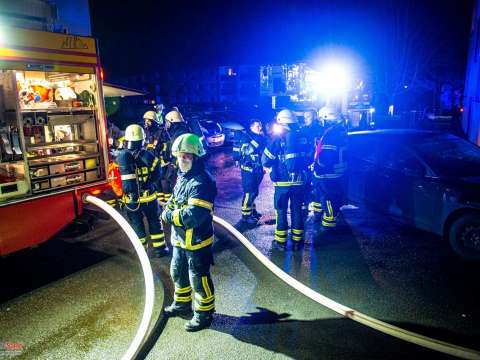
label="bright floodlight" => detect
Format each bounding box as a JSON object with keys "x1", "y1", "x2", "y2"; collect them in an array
[{"x1": 315, "y1": 62, "x2": 350, "y2": 97}]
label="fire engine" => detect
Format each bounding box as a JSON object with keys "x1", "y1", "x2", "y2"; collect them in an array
[
  {"x1": 260, "y1": 62, "x2": 375, "y2": 129},
  {"x1": 0, "y1": 26, "x2": 111, "y2": 256}
]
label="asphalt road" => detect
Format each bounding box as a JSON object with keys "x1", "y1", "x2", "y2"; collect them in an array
[
  {"x1": 208, "y1": 148, "x2": 480, "y2": 351},
  {"x1": 0, "y1": 147, "x2": 478, "y2": 359}
]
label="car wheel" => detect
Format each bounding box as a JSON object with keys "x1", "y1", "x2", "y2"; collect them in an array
[{"x1": 448, "y1": 213, "x2": 480, "y2": 262}]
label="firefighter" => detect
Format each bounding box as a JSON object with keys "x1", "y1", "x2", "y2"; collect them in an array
[
  {"x1": 156, "y1": 110, "x2": 191, "y2": 205},
  {"x1": 117, "y1": 124, "x2": 168, "y2": 258},
  {"x1": 143, "y1": 110, "x2": 162, "y2": 154},
  {"x1": 233, "y1": 119, "x2": 266, "y2": 227},
  {"x1": 301, "y1": 108, "x2": 324, "y2": 218},
  {"x1": 312, "y1": 112, "x2": 348, "y2": 229},
  {"x1": 262, "y1": 109, "x2": 309, "y2": 250},
  {"x1": 161, "y1": 133, "x2": 217, "y2": 332}
]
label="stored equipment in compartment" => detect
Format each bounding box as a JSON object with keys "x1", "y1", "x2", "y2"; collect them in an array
[{"x1": 0, "y1": 26, "x2": 110, "y2": 256}]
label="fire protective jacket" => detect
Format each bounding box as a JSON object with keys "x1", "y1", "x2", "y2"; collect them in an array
[
  {"x1": 233, "y1": 131, "x2": 266, "y2": 172},
  {"x1": 117, "y1": 148, "x2": 161, "y2": 206},
  {"x1": 262, "y1": 125, "x2": 309, "y2": 186},
  {"x1": 313, "y1": 124, "x2": 348, "y2": 179},
  {"x1": 162, "y1": 160, "x2": 217, "y2": 250}
]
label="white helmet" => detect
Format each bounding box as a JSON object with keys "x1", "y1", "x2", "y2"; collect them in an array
[
  {"x1": 143, "y1": 110, "x2": 156, "y2": 121},
  {"x1": 318, "y1": 106, "x2": 340, "y2": 122},
  {"x1": 276, "y1": 109, "x2": 297, "y2": 124}
]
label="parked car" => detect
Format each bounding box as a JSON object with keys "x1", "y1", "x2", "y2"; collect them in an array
[
  {"x1": 347, "y1": 129, "x2": 480, "y2": 261},
  {"x1": 220, "y1": 121, "x2": 245, "y2": 144},
  {"x1": 199, "y1": 120, "x2": 225, "y2": 148}
]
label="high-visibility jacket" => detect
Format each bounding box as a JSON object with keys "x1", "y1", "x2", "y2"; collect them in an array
[
  {"x1": 300, "y1": 122, "x2": 324, "y2": 162},
  {"x1": 162, "y1": 160, "x2": 217, "y2": 251},
  {"x1": 262, "y1": 125, "x2": 309, "y2": 186},
  {"x1": 313, "y1": 124, "x2": 348, "y2": 179},
  {"x1": 233, "y1": 131, "x2": 266, "y2": 172},
  {"x1": 117, "y1": 148, "x2": 161, "y2": 205}
]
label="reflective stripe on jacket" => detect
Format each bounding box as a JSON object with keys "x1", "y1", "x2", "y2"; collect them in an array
[{"x1": 165, "y1": 161, "x2": 217, "y2": 251}]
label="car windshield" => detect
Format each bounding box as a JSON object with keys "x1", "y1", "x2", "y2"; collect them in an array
[{"x1": 413, "y1": 134, "x2": 480, "y2": 177}]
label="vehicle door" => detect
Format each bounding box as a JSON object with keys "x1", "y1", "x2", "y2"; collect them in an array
[
  {"x1": 346, "y1": 134, "x2": 380, "y2": 206},
  {"x1": 376, "y1": 145, "x2": 437, "y2": 230}
]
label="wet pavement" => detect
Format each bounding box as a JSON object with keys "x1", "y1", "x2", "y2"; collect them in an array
[
  {"x1": 146, "y1": 229, "x2": 449, "y2": 360},
  {"x1": 0, "y1": 147, "x2": 478, "y2": 359},
  {"x1": 0, "y1": 220, "x2": 165, "y2": 360},
  {"x1": 207, "y1": 148, "x2": 480, "y2": 351}
]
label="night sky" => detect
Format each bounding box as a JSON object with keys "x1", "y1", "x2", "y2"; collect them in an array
[{"x1": 89, "y1": 0, "x2": 474, "y2": 82}]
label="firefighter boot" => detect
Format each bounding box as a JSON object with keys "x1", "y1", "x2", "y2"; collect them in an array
[
  {"x1": 242, "y1": 214, "x2": 258, "y2": 227},
  {"x1": 292, "y1": 241, "x2": 304, "y2": 251},
  {"x1": 271, "y1": 240, "x2": 286, "y2": 251},
  {"x1": 164, "y1": 303, "x2": 192, "y2": 318},
  {"x1": 184, "y1": 312, "x2": 213, "y2": 332},
  {"x1": 252, "y1": 209, "x2": 262, "y2": 219}
]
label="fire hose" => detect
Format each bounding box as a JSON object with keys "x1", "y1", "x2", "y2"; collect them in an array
[
  {"x1": 83, "y1": 195, "x2": 155, "y2": 360},
  {"x1": 81, "y1": 194, "x2": 480, "y2": 360},
  {"x1": 212, "y1": 216, "x2": 480, "y2": 360}
]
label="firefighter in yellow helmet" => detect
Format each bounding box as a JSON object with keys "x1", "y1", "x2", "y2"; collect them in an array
[
  {"x1": 117, "y1": 124, "x2": 167, "y2": 258},
  {"x1": 161, "y1": 133, "x2": 217, "y2": 331}
]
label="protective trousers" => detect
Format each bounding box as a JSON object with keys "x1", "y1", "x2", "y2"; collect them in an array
[
  {"x1": 314, "y1": 178, "x2": 344, "y2": 228},
  {"x1": 241, "y1": 169, "x2": 264, "y2": 218},
  {"x1": 170, "y1": 246, "x2": 215, "y2": 317},
  {"x1": 273, "y1": 185, "x2": 305, "y2": 244},
  {"x1": 126, "y1": 200, "x2": 165, "y2": 249}
]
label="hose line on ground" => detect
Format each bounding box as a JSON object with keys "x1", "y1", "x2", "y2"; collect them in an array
[
  {"x1": 84, "y1": 195, "x2": 155, "y2": 360},
  {"x1": 212, "y1": 215, "x2": 480, "y2": 360}
]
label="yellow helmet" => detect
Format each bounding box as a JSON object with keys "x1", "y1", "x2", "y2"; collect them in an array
[
  {"x1": 143, "y1": 110, "x2": 156, "y2": 121},
  {"x1": 165, "y1": 110, "x2": 184, "y2": 123},
  {"x1": 171, "y1": 133, "x2": 206, "y2": 157},
  {"x1": 124, "y1": 124, "x2": 145, "y2": 142}
]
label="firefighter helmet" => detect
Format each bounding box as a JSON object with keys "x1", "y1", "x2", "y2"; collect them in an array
[
  {"x1": 276, "y1": 109, "x2": 297, "y2": 124},
  {"x1": 143, "y1": 110, "x2": 156, "y2": 121},
  {"x1": 124, "y1": 124, "x2": 145, "y2": 141},
  {"x1": 318, "y1": 106, "x2": 340, "y2": 122},
  {"x1": 165, "y1": 110, "x2": 184, "y2": 123},
  {"x1": 171, "y1": 133, "x2": 206, "y2": 157}
]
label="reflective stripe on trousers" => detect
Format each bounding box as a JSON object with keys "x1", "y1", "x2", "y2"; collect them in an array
[{"x1": 170, "y1": 246, "x2": 215, "y2": 315}]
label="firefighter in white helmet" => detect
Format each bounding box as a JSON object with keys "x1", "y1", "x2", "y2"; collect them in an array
[
  {"x1": 156, "y1": 109, "x2": 191, "y2": 205},
  {"x1": 262, "y1": 109, "x2": 309, "y2": 250},
  {"x1": 301, "y1": 108, "x2": 325, "y2": 217},
  {"x1": 311, "y1": 109, "x2": 348, "y2": 228},
  {"x1": 143, "y1": 110, "x2": 162, "y2": 154},
  {"x1": 116, "y1": 124, "x2": 167, "y2": 258}
]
